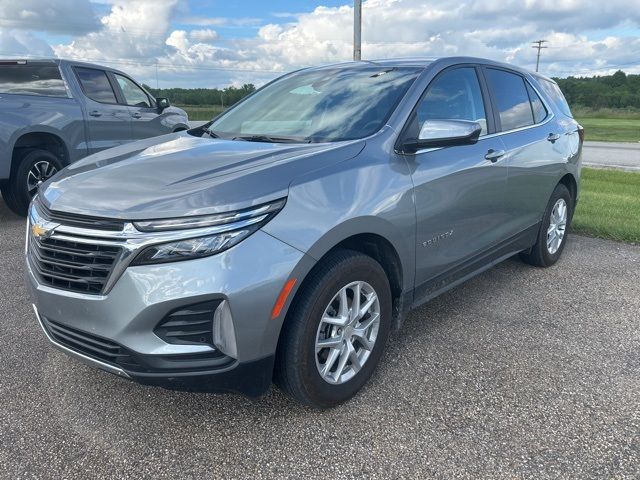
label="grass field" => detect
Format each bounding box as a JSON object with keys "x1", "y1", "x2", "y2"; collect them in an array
[
  {"x1": 575, "y1": 117, "x2": 640, "y2": 142},
  {"x1": 574, "y1": 107, "x2": 640, "y2": 143},
  {"x1": 572, "y1": 168, "x2": 640, "y2": 244},
  {"x1": 178, "y1": 104, "x2": 225, "y2": 121}
]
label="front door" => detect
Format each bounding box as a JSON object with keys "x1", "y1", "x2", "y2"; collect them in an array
[
  {"x1": 406, "y1": 66, "x2": 510, "y2": 300},
  {"x1": 112, "y1": 73, "x2": 165, "y2": 140}
]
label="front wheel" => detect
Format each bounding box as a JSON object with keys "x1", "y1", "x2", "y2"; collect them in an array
[
  {"x1": 1, "y1": 149, "x2": 63, "y2": 216},
  {"x1": 520, "y1": 183, "x2": 572, "y2": 267},
  {"x1": 274, "y1": 250, "x2": 392, "y2": 408}
]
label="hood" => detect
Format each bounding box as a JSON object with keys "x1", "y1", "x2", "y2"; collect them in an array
[{"x1": 41, "y1": 132, "x2": 365, "y2": 220}]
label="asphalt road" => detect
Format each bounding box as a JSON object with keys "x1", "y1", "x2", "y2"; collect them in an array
[
  {"x1": 583, "y1": 141, "x2": 640, "y2": 171},
  {"x1": 1, "y1": 201, "x2": 639, "y2": 479}
]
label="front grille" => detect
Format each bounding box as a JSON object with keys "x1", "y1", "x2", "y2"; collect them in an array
[
  {"x1": 36, "y1": 199, "x2": 125, "y2": 231},
  {"x1": 29, "y1": 235, "x2": 121, "y2": 295},
  {"x1": 41, "y1": 316, "x2": 143, "y2": 371}
]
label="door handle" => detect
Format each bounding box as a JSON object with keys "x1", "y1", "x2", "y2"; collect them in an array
[
  {"x1": 88, "y1": 110, "x2": 102, "y2": 117},
  {"x1": 131, "y1": 112, "x2": 142, "y2": 119},
  {"x1": 485, "y1": 149, "x2": 505, "y2": 162},
  {"x1": 547, "y1": 133, "x2": 561, "y2": 143}
]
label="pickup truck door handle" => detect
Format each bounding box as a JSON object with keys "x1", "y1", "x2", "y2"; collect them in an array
[
  {"x1": 88, "y1": 110, "x2": 102, "y2": 117},
  {"x1": 131, "y1": 112, "x2": 142, "y2": 119},
  {"x1": 485, "y1": 149, "x2": 505, "y2": 162},
  {"x1": 547, "y1": 133, "x2": 561, "y2": 143}
]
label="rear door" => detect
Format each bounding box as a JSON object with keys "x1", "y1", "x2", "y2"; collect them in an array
[
  {"x1": 111, "y1": 73, "x2": 167, "y2": 140},
  {"x1": 74, "y1": 67, "x2": 132, "y2": 155},
  {"x1": 482, "y1": 67, "x2": 571, "y2": 237},
  {"x1": 406, "y1": 66, "x2": 510, "y2": 299}
]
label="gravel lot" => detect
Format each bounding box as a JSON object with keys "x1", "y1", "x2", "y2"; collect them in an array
[{"x1": 1, "y1": 200, "x2": 639, "y2": 479}]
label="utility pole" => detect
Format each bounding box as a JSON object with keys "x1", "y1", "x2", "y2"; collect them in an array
[
  {"x1": 531, "y1": 39, "x2": 547, "y2": 72},
  {"x1": 353, "y1": 0, "x2": 362, "y2": 61}
]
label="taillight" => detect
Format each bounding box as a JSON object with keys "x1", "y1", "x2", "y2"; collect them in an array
[{"x1": 578, "y1": 125, "x2": 585, "y2": 144}]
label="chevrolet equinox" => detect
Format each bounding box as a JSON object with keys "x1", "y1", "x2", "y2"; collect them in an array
[{"x1": 26, "y1": 57, "x2": 582, "y2": 408}]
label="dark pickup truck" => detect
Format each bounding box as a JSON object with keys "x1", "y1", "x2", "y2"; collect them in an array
[{"x1": 0, "y1": 59, "x2": 189, "y2": 215}]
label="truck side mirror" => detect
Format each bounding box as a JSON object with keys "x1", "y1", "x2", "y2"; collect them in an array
[{"x1": 156, "y1": 97, "x2": 170, "y2": 111}]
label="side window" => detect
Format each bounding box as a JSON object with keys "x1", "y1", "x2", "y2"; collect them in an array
[
  {"x1": 485, "y1": 69, "x2": 534, "y2": 131},
  {"x1": 538, "y1": 79, "x2": 573, "y2": 118},
  {"x1": 526, "y1": 82, "x2": 548, "y2": 123},
  {"x1": 75, "y1": 67, "x2": 117, "y2": 104},
  {"x1": 114, "y1": 74, "x2": 151, "y2": 107},
  {"x1": 0, "y1": 64, "x2": 67, "y2": 97},
  {"x1": 416, "y1": 67, "x2": 487, "y2": 135}
]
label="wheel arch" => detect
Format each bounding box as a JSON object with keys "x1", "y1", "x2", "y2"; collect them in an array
[
  {"x1": 279, "y1": 217, "x2": 414, "y2": 333},
  {"x1": 11, "y1": 130, "x2": 70, "y2": 172},
  {"x1": 558, "y1": 172, "x2": 578, "y2": 213}
]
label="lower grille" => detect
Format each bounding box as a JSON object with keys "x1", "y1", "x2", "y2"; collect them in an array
[
  {"x1": 41, "y1": 316, "x2": 232, "y2": 374},
  {"x1": 28, "y1": 235, "x2": 121, "y2": 295},
  {"x1": 41, "y1": 316, "x2": 142, "y2": 370}
]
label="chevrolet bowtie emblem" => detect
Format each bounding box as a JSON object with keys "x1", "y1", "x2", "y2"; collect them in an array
[{"x1": 31, "y1": 223, "x2": 52, "y2": 239}]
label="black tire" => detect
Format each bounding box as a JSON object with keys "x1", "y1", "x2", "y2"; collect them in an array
[
  {"x1": 274, "y1": 250, "x2": 392, "y2": 408},
  {"x1": 520, "y1": 183, "x2": 573, "y2": 267},
  {"x1": 1, "y1": 149, "x2": 63, "y2": 216}
]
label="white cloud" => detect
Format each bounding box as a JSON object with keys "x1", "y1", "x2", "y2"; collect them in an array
[
  {"x1": 180, "y1": 16, "x2": 262, "y2": 27},
  {"x1": 0, "y1": 0, "x2": 99, "y2": 34},
  {"x1": 190, "y1": 29, "x2": 218, "y2": 43}
]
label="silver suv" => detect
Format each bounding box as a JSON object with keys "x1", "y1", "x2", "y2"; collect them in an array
[{"x1": 26, "y1": 57, "x2": 582, "y2": 407}]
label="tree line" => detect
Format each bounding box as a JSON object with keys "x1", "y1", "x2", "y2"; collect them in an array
[
  {"x1": 143, "y1": 83, "x2": 256, "y2": 107},
  {"x1": 144, "y1": 71, "x2": 640, "y2": 111},
  {"x1": 553, "y1": 71, "x2": 640, "y2": 110}
]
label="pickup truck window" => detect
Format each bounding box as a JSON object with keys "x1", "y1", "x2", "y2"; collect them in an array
[
  {"x1": 114, "y1": 74, "x2": 151, "y2": 107},
  {"x1": 0, "y1": 64, "x2": 67, "y2": 97},
  {"x1": 75, "y1": 67, "x2": 117, "y2": 104}
]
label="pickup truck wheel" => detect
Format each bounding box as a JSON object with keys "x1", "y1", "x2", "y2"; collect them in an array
[
  {"x1": 2, "y1": 149, "x2": 62, "y2": 216},
  {"x1": 520, "y1": 183, "x2": 572, "y2": 267},
  {"x1": 274, "y1": 250, "x2": 392, "y2": 408}
]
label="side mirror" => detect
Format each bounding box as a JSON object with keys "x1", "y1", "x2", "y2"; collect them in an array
[
  {"x1": 156, "y1": 97, "x2": 170, "y2": 111},
  {"x1": 403, "y1": 119, "x2": 482, "y2": 152}
]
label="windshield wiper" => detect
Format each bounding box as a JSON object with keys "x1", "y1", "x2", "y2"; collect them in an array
[
  {"x1": 203, "y1": 129, "x2": 220, "y2": 138},
  {"x1": 231, "y1": 134, "x2": 311, "y2": 144}
]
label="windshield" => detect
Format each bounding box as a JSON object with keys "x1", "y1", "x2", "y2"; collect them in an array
[{"x1": 208, "y1": 66, "x2": 421, "y2": 142}]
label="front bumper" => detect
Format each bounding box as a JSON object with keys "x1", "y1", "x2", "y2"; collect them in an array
[{"x1": 28, "y1": 230, "x2": 313, "y2": 396}]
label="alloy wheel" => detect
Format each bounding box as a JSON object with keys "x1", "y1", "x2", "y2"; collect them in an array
[
  {"x1": 547, "y1": 198, "x2": 568, "y2": 254},
  {"x1": 27, "y1": 160, "x2": 58, "y2": 196},
  {"x1": 315, "y1": 281, "x2": 380, "y2": 385}
]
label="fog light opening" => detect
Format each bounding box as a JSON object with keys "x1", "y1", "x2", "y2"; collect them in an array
[{"x1": 212, "y1": 300, "x2": 238, "y2": 359}]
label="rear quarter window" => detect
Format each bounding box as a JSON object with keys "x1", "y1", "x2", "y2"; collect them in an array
[
  {"x1": 0, "y1": 64, "x2": 67, "y2": 97},
  {"x1": 526, "y1": 82, "x2": 548, "y2": 124},
  {"x1": 538, "y1": 79, "x2": 573, "y2": 118}
]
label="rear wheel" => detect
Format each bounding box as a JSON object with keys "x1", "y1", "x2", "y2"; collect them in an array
[
  {"x1": 1, "y1": 149, "x2": 62, "y2": 216},
  {"x1": 520, "y1": 183, "x2": 572, "y2": 267},
  {"x1": 275, "y1": 250, "x2": 392, "y2": 408}
]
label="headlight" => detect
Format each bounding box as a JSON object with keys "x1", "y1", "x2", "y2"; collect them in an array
[
  {"x1": 133, "y1": 199, "x2": 285, "y2": 232},
  {"x1": 131, "y1": 199, "x2": 285, "y2": 265}
]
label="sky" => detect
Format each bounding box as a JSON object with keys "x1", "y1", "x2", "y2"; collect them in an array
[{"x1": 0, "y1": 0, "x2": 639, "y2": 88}]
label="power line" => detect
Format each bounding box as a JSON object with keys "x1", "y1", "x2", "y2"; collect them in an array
[{"x1": 532, "y1": 39, "x2": 548, "y2": 72}]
